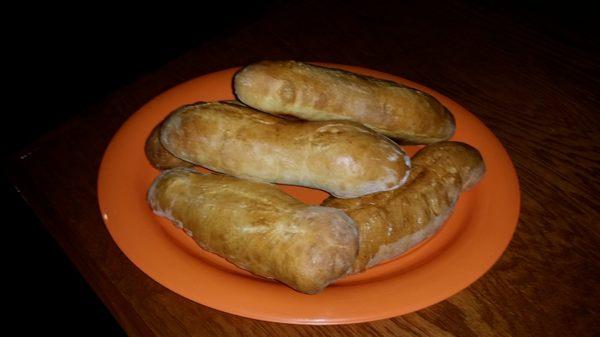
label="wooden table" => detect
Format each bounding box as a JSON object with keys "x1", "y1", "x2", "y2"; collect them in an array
[{"x1": 8, "y1": 1, "x2": 599, "y2": 336}]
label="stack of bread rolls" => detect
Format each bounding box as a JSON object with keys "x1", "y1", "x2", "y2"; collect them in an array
[{"x1": 146, "y1": 61, "x2": 485, "y2": 294}]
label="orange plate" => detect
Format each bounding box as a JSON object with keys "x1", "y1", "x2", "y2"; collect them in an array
[{"x1": 97, "y1": 64, "x2": 520, "y2": 324}]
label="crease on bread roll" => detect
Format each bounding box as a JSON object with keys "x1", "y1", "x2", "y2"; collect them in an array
[
  {"x1": 233, "y1": 60, "x2": 455, "y2": 144},
  {"x1": 145, "y1": 121, "x2": 195, "y2": 170},
  {"x1": 147, "y1": 168, "x2": 359, "y2": 294},
  {"x1": 159, "y1": 101, "x2": 410, "y2": 198},
  {"x1": 323, "y1": 141, "x2": 485, "y2": 272}
]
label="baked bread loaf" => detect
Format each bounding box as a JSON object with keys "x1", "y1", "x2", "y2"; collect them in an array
[
  {"x1": 148, "y1": 168, "x2": 359, "y2": 294},
  {"x1": 323, "y1": 141, "x2": 485, "y2": 272},
  {"x1": 145, "y1": 123, "x2": 194, "y2": 169},
  {"x1": 233, "y1": 60, "x2": 455, "y2": 144},
  {"x1": 160, "y1": 101, "x2": 410, "y2": 198}
]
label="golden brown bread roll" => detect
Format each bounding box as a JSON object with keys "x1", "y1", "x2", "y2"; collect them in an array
[
  {"x1": 147, "y1": 168, "x2": 359, "y2": 294},
  {"x1": 160, "y1": 101, "x2": 410, "y2": 198},
  {"x1": 145, "y1": 123, "x2": 194, "y2": 169},
  {"x1": 233, "y1": 60, "x2": 455, "y2": 144},
  {"x1": 323, "y1": 141, "x2": 485, "y2": 272}
]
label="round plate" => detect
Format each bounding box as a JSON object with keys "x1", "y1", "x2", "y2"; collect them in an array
[{"x1": 97, "y1": 64, "x2": 520, "y2": 324}]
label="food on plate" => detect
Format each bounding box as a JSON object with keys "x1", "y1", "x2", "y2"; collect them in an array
[
  {"x1": 147, "y1": 168, "x2": 359, "y2": 294},
  {"x1": 323, "y1": 141, "x2": 485, "y2": 272},
  {"x1": 233, "y1": 60, "x2": 455, "y2": 144},
  {"x1": 145, "y1": 123, "x2": 194, "y2": 169},
  {"x1": 159, "y1": 101, "x2": 410, "y2": 198},
  {"x1": 143, "y1": 61, "x2": 486, "y2": 295}
]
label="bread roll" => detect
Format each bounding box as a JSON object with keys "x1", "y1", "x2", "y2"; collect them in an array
[
  {"x1": 148, "y1": 168, "x2": 359, "y2": 294},
  {"x1": 160, "y1": 101, "x2": 410, "y2": 198},
  {"x1": 145, "y1": 123, "x2": 194, "y2": 169},
  {"x1": 323, "y1": 142, "x2": 485, "y2": 272},
  {"x1": 233, "y1": 60, "x2": 455, "y2": 144},
  {"x1": 145, "y1": 100, "x2": 248, "y2": 170}
]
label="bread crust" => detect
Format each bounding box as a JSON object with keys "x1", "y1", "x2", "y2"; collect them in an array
[
  {"x1": 234, "y1": 60, "x2": 455, "y2": 144},
  {"x1": 323, "y1": 142, "x2": 485, "y2": 272},
  {"x1": 145, "y1": 123, "x2": 194, "y2": 169},
  {"x1": 160, "y1": 101, "x2": 410, "y2": 198},
  {"x1": 148, "y1": 169, "x2": 359, "y2": 294}
]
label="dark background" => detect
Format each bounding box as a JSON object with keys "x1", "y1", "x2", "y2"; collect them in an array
[{"x1": 4, "y1": 1, "x2": 596, "y2": 335}]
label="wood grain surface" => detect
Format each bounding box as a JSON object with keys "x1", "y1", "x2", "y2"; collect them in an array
[{"x1": 7, "y1": 0, "x2": 599, "y2": 336}]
